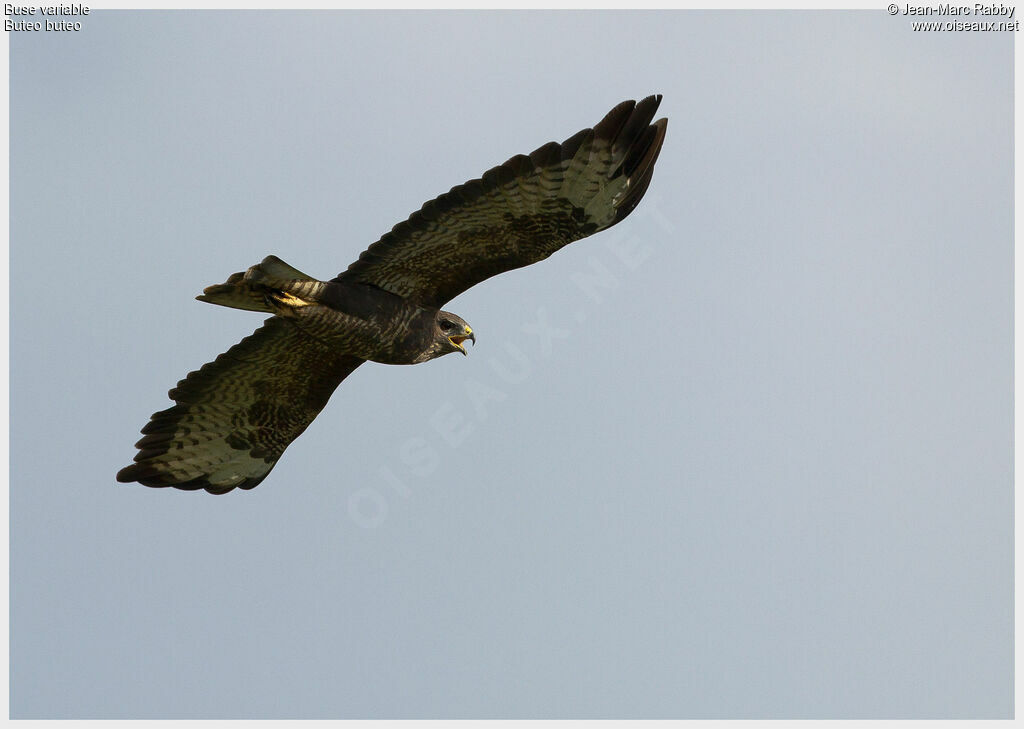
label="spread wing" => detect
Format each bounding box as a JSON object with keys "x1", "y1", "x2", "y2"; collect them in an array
[
  {"x1": 335, "y1": 96, "x2": 668, "y2": 308},
  {"x1": 117, "y1": 317, "x2": 363, "y2": 494}
]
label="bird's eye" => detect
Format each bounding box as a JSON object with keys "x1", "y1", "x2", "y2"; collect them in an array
[{"x1": 440, "y1": 320, "x2": 453, "y2": 331}]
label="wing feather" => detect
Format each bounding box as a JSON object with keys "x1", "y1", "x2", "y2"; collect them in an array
[
  {"x1": 117, "y1": 317, "x2": 363, "y2": 494},
  {"x1": 335, "y1": 96, "x2": 668, "y2": 307}
]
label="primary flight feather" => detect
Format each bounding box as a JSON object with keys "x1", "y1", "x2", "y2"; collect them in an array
[{"x1": 117, "y1": 96, "x2": 668, "y2": 494}]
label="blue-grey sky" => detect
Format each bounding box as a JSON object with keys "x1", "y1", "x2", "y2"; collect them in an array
[{"x1": 10, "y1": 10, "x2": 1012, "y2": 719}]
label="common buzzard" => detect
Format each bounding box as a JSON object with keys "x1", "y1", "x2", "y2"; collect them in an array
[{"x1": 117, "y1": 96, "x2": 668, "y2": 494}]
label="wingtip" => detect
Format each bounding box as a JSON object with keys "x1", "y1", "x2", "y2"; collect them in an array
[
  {"x1": 115, "y1": 463, "x2": 250, "y2": 494},
  {"x1": 637, "y1": 94, "x2": 663, "y2": 112}
]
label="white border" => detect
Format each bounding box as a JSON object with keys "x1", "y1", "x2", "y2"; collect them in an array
[{"x1": 2, "y1": 2, "x2": 1015, "y2": 726}]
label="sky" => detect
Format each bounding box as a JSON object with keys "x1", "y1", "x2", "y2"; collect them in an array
[{"x1": 10, "y1": 9, "x2": 1012, "y2": 719}]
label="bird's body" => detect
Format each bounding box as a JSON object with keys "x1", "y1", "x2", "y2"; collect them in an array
[
  {"x1": 256, "y1": 278, "x2": 442, "y2": 365},
  {"x1": 118, "y1": 96, "x2": 668, "y2": 494}
]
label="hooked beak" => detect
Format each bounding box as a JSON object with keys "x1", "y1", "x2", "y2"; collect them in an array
[{"x1": 449, "y1": 326, "x2": 475, "y2": 355}]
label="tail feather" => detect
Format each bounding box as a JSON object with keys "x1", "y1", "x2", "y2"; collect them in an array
[
  {"x1": 257, "y1": 255, "x2": 315, "y2": 281},
  {"x1": 197, "y1": 255, "x2": 326, "y2": 313}
]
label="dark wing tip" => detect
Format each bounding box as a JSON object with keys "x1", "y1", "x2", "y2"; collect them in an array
[
  {"x1": 590, "y1": 94, "x2": 661, "y2": 140},
  {"x1": 602, "y1": 97, "x2": 667, "y2": 228},
  {"x1": 116, "y1": 463, "x2": 264, "y2": 495},
  {"x1": 115, "y1": 464, "x2": 139, "y2": 483},
  {"x1": 592, "y1": 99, "x2": 637, "y2": 143}
]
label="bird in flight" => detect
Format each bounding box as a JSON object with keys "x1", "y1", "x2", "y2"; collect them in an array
[{"x1": 117, "y1": 96, "x2": 668, "y2": 494}]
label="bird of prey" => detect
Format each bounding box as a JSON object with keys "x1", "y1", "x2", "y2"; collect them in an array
[{"x1": 117, "y1": 96, "x2": 668, "y2": 494}]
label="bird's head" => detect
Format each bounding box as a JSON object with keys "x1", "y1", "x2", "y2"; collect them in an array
[{"x1": 436, "y1": 311, "x2": 475, "y2": 356}]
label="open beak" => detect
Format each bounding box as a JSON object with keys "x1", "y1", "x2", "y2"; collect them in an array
[{"x1": 449, "y1": 327, "x2": 475, "y2": 355}]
